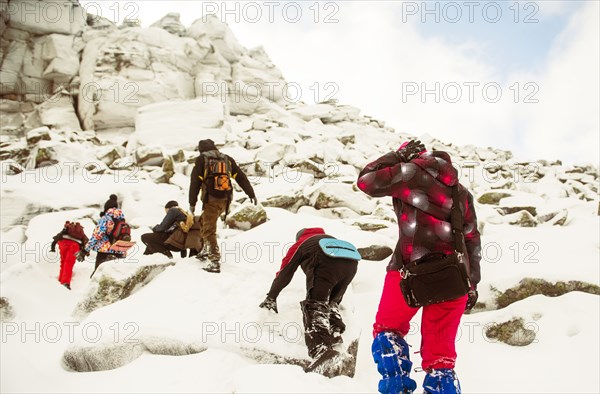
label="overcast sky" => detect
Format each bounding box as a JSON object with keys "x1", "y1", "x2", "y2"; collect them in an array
[{"x1": 80, "y1": 1, "x2": 599, "y2": 166}]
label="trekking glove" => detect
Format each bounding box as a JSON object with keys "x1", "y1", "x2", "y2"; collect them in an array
[
  {"x1": 465, "y1": 289, "x2": 478, "y2": 311},
  {"x1": 75, "y1": 251, "x2": 87, "y2": 262},
  {"x1": 259, "y1": 295, "x2": 278, "y2": 313},
  {"x1": 250, "y1": 196, "x2": 258, "y2": 206},
  {"x1": 395, "y1": 139, "x2": 426, "y2": 162}
]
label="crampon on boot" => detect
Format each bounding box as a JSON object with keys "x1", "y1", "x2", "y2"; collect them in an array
[
  {"x1": 372, "y1": 331, "x2": 417, "y2": 394},
  {"x1": 203, "y1": 260, "x2": 220, "y2": 273},
  {"x1": 423, "y1": 368, "x2": 461, "y2": 394}
]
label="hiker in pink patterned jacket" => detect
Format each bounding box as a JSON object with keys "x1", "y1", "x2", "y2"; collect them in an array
[{"x1": 357, "y1": 140, "x2": 481, "y2": 394}]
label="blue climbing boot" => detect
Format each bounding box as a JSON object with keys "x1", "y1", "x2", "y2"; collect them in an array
[
  {"x1": 372, "y1": 331, "x2": 417, "y2": 394},
  {"x1": 423, "y1": 368, "x2": 462, "y2": 393}
]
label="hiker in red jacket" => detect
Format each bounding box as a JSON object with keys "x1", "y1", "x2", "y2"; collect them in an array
[
  {"x1": 259, "y1": 228, "x2": 360, "y2": 363},
  {"x1": 51, "y1": 221, "x2": 89, "y2": 290},
  {"x1": 357, "y1": 140, "x2": 481, "y2": 394}
]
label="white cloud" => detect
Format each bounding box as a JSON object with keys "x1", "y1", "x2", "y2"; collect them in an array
[
  {"x1": 510, "y1": 1, "x2": 600, "y2": 165},
  {"x1": 80, "y1": 1, "x2": 598, "y2": 165}
]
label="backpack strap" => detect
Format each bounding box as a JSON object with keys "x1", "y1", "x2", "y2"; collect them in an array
[{"x1": 450, "y1": 185, "x2": 471, "y2": 280}]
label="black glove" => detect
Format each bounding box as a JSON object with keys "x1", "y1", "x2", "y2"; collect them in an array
[
  {"x1": 395, "y1": 139, "x2": 426, "y2": 162},
  {"x1": 259, "y1": 295, "x2": 278, "y2": 313},
  {"x1": 249, "y1": 196, "x2": 258, "y2": 206},
  {"x1": 465, "y1": 289, "x2": 478, "y2": 311},
  {"x1": 75, "y1": 251, "x2": 87, "y2": 262},
  {"x1": 50, "y1": 247, "x2": 56, "y2": 253}
]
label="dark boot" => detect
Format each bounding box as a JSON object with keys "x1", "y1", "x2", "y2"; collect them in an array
[
  {"x1": 301, "y1": 300, "x2": 335, "y2": 359},
  {"x1": 207, "y1": 241, "x2": 220, "y2": 263},
  {"x1": 329, "y1": 301, "x2": 345, "y2": 345},
  {"x1": 195, "y1": 244, "x2": 209, "y2": 261}
]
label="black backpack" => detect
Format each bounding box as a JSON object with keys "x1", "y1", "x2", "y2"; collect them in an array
[{"x1": 202, "y1": 151, "x2": 233, "y2": 198}]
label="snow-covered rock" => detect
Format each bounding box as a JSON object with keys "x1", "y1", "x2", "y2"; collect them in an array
[
  {"x1": 357, "y1": 245, "x2": 393, "y2": 261},
  {"x1": 74, "y1": 262, "x2": 175, "y2": 317},
  {"x1": 36, "y1": 92, "x2": 82, "y2": 131},
  {"x1": 134, "y1": 99, "x2": 226, "y2": 149},
  {"x1": 226, "y1": 204, "x2": 267, "y2": 230},
  {"x1": 0, "y1": 296, "x2": 15, "y2": 321},
  {"x1": 7, "y1": 0, "x2": 86, "y2": 35},
  {"x1": 150, "y1": 13, "x2": 187, "y2": 37},
  {"x1": 307, "y1": 183, "x2": 377, "y2": 215},
  {"x1": 78, "y1": 27, "x2": 213, "y2": 131},
  {"x1": 25, "y1": 126, "x2": 51, "y2": 145}
]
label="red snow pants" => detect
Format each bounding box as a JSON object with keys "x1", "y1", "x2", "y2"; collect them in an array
[
  {"x1": 373, "y1": 270, "x2": 468, "y2": 370},
  {"x1": 58, "y1": 239, "x2": 79, "y2": 285}
]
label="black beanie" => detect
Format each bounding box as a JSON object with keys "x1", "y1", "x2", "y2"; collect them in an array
[
  {"x1": 198, "y1": 139, "x2": 217, "y2": 152},
  {"x1": 165, "y1": 200, "x2": 179, "y2": 209},
  {"x1": 103, "y1": 194, "x2": 119, "y2": 213}
]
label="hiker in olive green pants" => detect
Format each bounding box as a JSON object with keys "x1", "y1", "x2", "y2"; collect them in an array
[
  {"x1": 189, "y1": 139, "x2": 257, "y2": 272},
  {"x1": 200, "y1": 197, "x2": 228, "y2": 262}
]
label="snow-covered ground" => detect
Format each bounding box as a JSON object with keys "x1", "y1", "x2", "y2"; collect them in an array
[
  {"x1": 1, "y1": 5, "x2": 599, "y2": 392},
  {"x1": 1, "y1": 164, "x2": 598, "y2": 393}
]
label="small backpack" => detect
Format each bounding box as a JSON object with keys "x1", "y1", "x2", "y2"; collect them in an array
[
  {"x1": 318, "y1": 239, "x2": 362, "y2": 261},
  {"x1": 177, "y1": 208, "x2": 195, "y2": 233},
  {"x1": 65, "y1": 221, "x2": 86, "y2": 241},
  {"x1": 202, "y1": 151, "x2": 233, "y2": 197},
  {"x1": 110, "y1": 219, "x2": 131, "y2": 243}
]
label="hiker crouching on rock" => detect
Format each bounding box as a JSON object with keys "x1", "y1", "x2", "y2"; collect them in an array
[
  {"x1": 141, "y1": 200, "x2": 199, "y2": 258},
  {"x1": 259, "y1": 228, "x2": 360, "y2": 369}
]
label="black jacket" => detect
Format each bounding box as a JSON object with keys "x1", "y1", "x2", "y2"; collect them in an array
[
  {"x1": 267, "y1": 231, "x2": 357, "y2": 301},
  {"x1": 153, "y1": 207, "x2": 187, "y2": 234},
  {"x1": 188, "y1": 149, "x2": 255, "y2": 207}
]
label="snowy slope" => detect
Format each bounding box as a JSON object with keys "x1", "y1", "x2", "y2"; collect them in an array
[{"x1": 1, "y1": 165, "x2": 599, "y2": 393}]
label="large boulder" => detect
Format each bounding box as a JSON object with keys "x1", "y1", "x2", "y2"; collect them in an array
[
  {"x1": 35, "y1": 92, "x2": 81, "y2": 131},
  {"x1": 74, "y1": 262, "x2": 175, "y2": 317},
  {"x1": 25, "y1": 126, "x2": 51, "y2": 145},
  {"x1": 134, "y1": 98, "x2": 226, "y2": 149},
  {"x1": 41, "y1": 34, "x2": 80, "y2": 83},
  {"x1": 505, "y1": 210, "x2": 537, "y2": 227},
  {"x1": 477, "y1": 191, "x2": 513, "y2": 205},
  {"x1": 78, "y1": 27, "x2": 213, "y2": 131},
  {"x1": 150, "y1": 13, "x2": 187, "y2": 37},
  {"x1": 357, "y1": 245, "x2": 393, "y2": 261},
  {"x1": 307, "y1": 183, "x2": 377, "y2": 215},
  {"x1": 6, "y1": 0, "x2": 86, "y2": 35},
  {"x1": 187, "y1": 15, "x2": 244, "y2": 63},
  {"x1": 225, "y1": 204, "x2": 267, "y2": 230}
]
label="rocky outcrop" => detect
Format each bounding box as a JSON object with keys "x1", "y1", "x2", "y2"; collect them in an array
[
  {"x1": 225, "y1": 204, "x2": 267, "y2": 230},
  {"x1": 74, "y1": 263, "x2": 175, "y2": 317},
  {"x1": 357, "y1": 245, "x2": 393, "y2": 261},
  {"x1": 64, "y1": 338, "x2": 207, "y2": 372},
  {"x1": 0, "y1": 297, "x2": 15, "y2": 321},
  {"x1": 485, "y1": 318, "x2": 537, "y2": 346}
]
